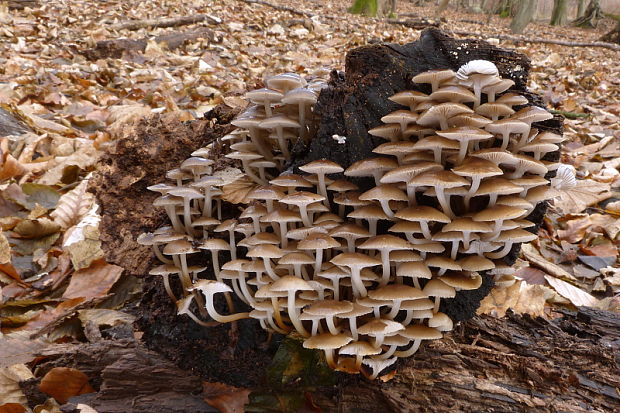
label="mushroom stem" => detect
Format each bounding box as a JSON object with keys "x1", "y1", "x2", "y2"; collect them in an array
[
  {"x1": 378, "y1": 200, "x2": 395, "y2": 219},
  {"x1": 350, "y1": 267, "x2": 367, "y2": 298},
  {"x1": 406, "y1": 186, "x2": 418, "y2": 206},
  {"x1": 317, "y1": 174, "x2": 330, "y2": 208},
  {"x1": 434, "y1": 187, "x2": 455, "y2": 219},
  {"x1": 161, "y1": 274, "x2": 177, "y2": 302},
  {"x1": 419, "y1": 221, "x2": 432, "y2": 239},
  {"x1": 394, "y1": 339, "x2": 422, "y2": 358},
  {"x1": 164, "y1": 205, "x2": 184, "y2": 233},
  {"x1": 178, "y1": 255, "x2": 193, "y2": 291},
  {"x1": 203, "y1": 188, "x2": 213, "y2": 217},
  {"x1": 263, "y1": 258, "x2": 279, "y2": 280},
  {"x1": 439, "y1": 117, "x2": 449, "y2": 131},
  {"x1": 433, "y1": 297, "x2": 441, "y2": 313},
  {"x1": 152, "y1": 245, "x2": 172, "y2": 264},
  {"x1": 485, "y1": 242, "x2": 514, "y2": 259},
  {"x1": 274, "y1": 126, "x2": 291, "y2": 160},
  {"x1": 324, "y1": 349, "x2": 337, "y2": 369},
  {"x1": 450, "y1": 241, "x2": 460, "y2": 260},
  {"x1": 299, "y1": 205, "x2": 312, "y2": 227},
  {"x1": 237, "y1": 274, "x2": 256, "y2": 306},
  {"x1": 204, "y1": 298, "x2": 250, "y2": 323},
  {"x1": 181, "y1": 198, "x2": 194, "y2": 235},
  {"x1": 379, "y1": 251, "x2": 392, "y2": 286},
  {"x1": 314, "y1": 249, "x2": 324, "y2": 274},
  {"x1": 349, "y1": 319, "x2": 359, "y2": 340},
  {"x1": 184, "y1": 307, "x2": 219, "y2": 327},
  {"x1": 377, "y1": 345, "x2": 399, "y2": 360},
  {"x1": 325, "y1": 316, "x2": 340, "y2": 335},
  {"x1": 228, "y1": 230, "x2": 237, "y2": 260},
  {"x1": 387, "y1": 299, "x2": 403, "y2": 319},
  {"x1": 286, "y1": 293, "x2": 309, "y2": 337},
  {"x1": 278, "y1": 222, "x2": 288, "y2": 248}
]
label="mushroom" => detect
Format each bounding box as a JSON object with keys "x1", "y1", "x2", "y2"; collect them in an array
[
  {"x1": 456, "y1": 60, "x2": 501, "y2": 108},
  {"x1": 344, "y1": 157, "x2": 398, "y2": 186},
  {"x1": 298, "y1": 160, "x2": 344, "y2": 206},
  {"x1": 244, "y1": 88, "x2": 283, "y2": 117},
  {"x1": 417, "y1": 102, "x2": 474, "y2": 131},
  {"x1": 412, "y1": 69, "x2": 456, "y2": 92},
  {"x1": 358, "y1": 319, "x2": 404, "y2": 348},
  {"x1": 407, "y1": 171, "x2": 468, "y2": 218},
  {"x1": 176, "y1": 296, "x2": 218, "y2": 327},
  {"x1": 330, "y1": 252, "x2": 382, "y2": 298},
  {"x1": 270, "y1": 276, "x2": 314, "y2": 336},
  {"x1": 358, "y1": 235, "x2": 414, "y2": 285},
  {"x1": 359, "y1": 184, "x2": 408, "y2": 219},
  {"x1": 368, "y1": 284, "x2": 425, "y2": 319},
  {"x1": 190, "y1": 280, "x2": 250, "y2": 323},
  {"x1": 302, "y1": 300, "x2": 353, "y2": 335},
  {"x1": 303, "y1": 333, "x2": 353, "y2": 369},
  {"x1": 281, "y1": 87, "x2": 318, "y2": 139},
  {"x1": 394, "y1": 325, "x2": 442, "y2": 357},
  {"x1": 362, "y1": 356, "x2": 398, "y2": 380}
]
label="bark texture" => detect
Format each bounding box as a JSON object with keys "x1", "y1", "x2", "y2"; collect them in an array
[{"x1": 510, "y1": 0, "x2": 537, "y2": 34}]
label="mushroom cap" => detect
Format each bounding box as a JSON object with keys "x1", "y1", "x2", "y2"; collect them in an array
[
  {"x1": 244, "y1": 88, "x2": 283, "y2": 103},
  {"x1": 270, "y1": 275, "x2": 313, "y2": 293},
  {"x1": 347, "y1": 205, "x2": 388, "y2": 221},
  {"x1": 395, "y1": 206, "x2": 451, "y2": 223},
  {"x1": 243, "y1": 232, "x2": 280, "y2": 246},
  {"x1": 390, "y1": 250, "x2": 422, "y2": 262},
  {"x1": 180, "y1": 156, "x2": 214, "y2": 170},
  {"x1": 270, "y1": 173, "x2": 313, "y2": 189},
  {"x1": 266, "y1": 73, "x2": 306, "y2": 91},
  {"x1": 440, "y1": 271, "x2": 483, "y2": 290},
  {"x1": 299, "y1": 159, "x2": 344, "y2": 175},
  {"x1": 247, "y1": 244, "x2": 285, "y2": 259},
  {"x1": 427, "y1": 256, "x2": 462, "y2": 272},
  {"x1": 327, "y1": 179, "x2": 359, "y2": 193},
  {"x1": 435, "y1": 126, "x2": 494, "y2": 143},
  {"x1": 448, "y1": 113, "x2": 494, "y2": 128},
  {"x1": 400, "y1": 298, "x2": 434, "y2": 311},
  {"x1": 417, "y1": 103, "x2": 474, "y2": 127},
  {"x1": 484, "y1": 118, "x2": 530, "y2": 136},
  {"x1": 412, "y1": 69, "x2": 456, "y2": 86},
  {"x1": 314, "y1": 212, "x2": 344, "y2": 225},
  {"x1": 286, "y1": 226, "x2": 328, "y2": 240},
  {"x1": 429, "y1": 85, "x2": 476, "y2": 103},
  {"x1": 473, "y1": 205, "x2": 527, "y2": 222},
  {"x1": 149, "y1": 264, "x2": 181, "y2": 276},
  {"x1": 298, "y1": 233, "x2": 341, "y2": 250},
  {"x1": 372, "y1": 141, "x2": 417, "y2": 158},
  {"x1": 456, "y1": 60, "x2": 499, "y2": 79},
  {"x1": 459, "y1": 254, "x2": 495, "y2": 271},
  {"x1": 260, "y1": 208, "x2": 302, "y2": 224},
  {"x1": 396, "y1": 261, "x2": 432, "y2": 279},
  {"x1": 329, "y1": 223, "x2": 371, "y2": 239},
  {"x1": 481, "y1": 78, "x2": 515, "y2": 96},
  {"x1": 442, "y1": 217, "x2": 492, "y2": 233},
  {"x1": 389, "y1": 221, "x2": 424, "y2": 235},
  {"x1": 199, "y1": 238, "x2": 231, "y2": 250},
  {"x1": 358, "y1": 235, "x2": 413, "y2": 251},
  {"x1": 400, "y1": 325, "x2": 442, "y2": 340},
  {"x1": 381, "y1": 109, "x2": 418, "y2": 125},
  {"x1": 422, "y1": 279, "x2": 456, "y2": 298},
  {"x1": 359, "y1": 184, "x2": 408, "y2": 203},
  {"x1": 333, "y1": 192, "x2": 371, "y2": 207},
  {"x1": 344, "y1": 157, "x2": 398, "y2": 178},
  {"x1": 330, "y1": 252, "x2": 382, "y2": 269},
  {"x1": 339, "y1": 341, "x2": 382, "y2": 357},
  {"x1": 167, "y1": 187, "x2": 203, "y2": 199},
  {"x1": 475, "y1": 103, "x2": 515, "y2": 119},
  {"x1": 337, "y1": 302, "x2": 374, "y2": 318},
  {"x1": 475, "y1": 177, "x2": 523, "y2": 196},
  {"x1": 281, "y1": 87, "x2": 318, "y2": 105},
  {"x1": 471, "y1": 148, "x2": 517, "y2": 166},
  {"x1": 190, "y1": 279, "x2": 233, "y2": 294},
  {"x1": 280, "y1": 191, "x2": 326, "y2": 207},
  {"x1": 452, "y1": 157, "x2": 503, "y2": 178},
  {"x1": 512, "y1": 106, "x2": 554, "y2": 125},
  {"x1": 303, "y1": 299, "x2": 354, "y2": 316},
  {"x1": 368, "y1": 123, "x2": 401, "y2": 140},
  {"x1": 368, "y1": 284, "x2": 425, "y2": 301},
  {"x1": 412, "y1": 135, "x2": 460, "y2": 151},
  {"x1": 259, "y1": 114, "x2": 301, "y2": 130},
  {"x1": 496, "y1": 92, "x2": 529, "y2": 107},
  {"x1": 428, "y1": 312, "x2": 454, "y2": 331},
  {"x1": 163, "y1": 239, "x2": 198, "y2": 255},
  {"x1": 408, "y1": 170, "x2": 469, "y2": 189},
  {"x1": 358, "y1": 319, "x2": 404, "y2": 336},
  {"x1": 388, "y1": 90, "x2": 430, "y2": 107},
  {"x1": 303, "y1": 333, "x2": 353, "y2": 350},
  {"x1": 493, "y1": 228, "x2": 538, "y2": 243},
  {"x1": 279, "y1": 251, "x2": 315, "y2": 266}
]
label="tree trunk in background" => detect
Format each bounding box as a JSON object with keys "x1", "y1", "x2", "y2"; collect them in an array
[
  {"x1": 600, "y1": 21, "x2": 620, "y2": 44},
  {"x1": 437, "y1": 0, "x2": 450, "y2": 15},
  {"x1": 498, "y1": 0, "x2": 514, "y2": 17},
  {"x1": 510, "y1": 0, "x2": 537, "y2": 33},
  {"x1": 572, "y1": 0, "x2": 602, "y2": 27},
  {"x1": 577, "y1": 0, "x2": 586, "y2": 18},
  {"x1": 349, "y1": 0, "x2": 396, "y2": 17},
  {"x1": 550, "y1": 0, "x2": 567, "y2": 25}
]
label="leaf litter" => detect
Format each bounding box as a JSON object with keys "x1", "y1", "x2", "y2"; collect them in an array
[{"x1": 0, "y1": 0, "x2": 618, "y2": 411}]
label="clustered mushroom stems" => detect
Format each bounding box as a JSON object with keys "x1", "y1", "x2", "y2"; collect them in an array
[{"x1": 141, "y1": 64, "x2": 560, "y2": 379}]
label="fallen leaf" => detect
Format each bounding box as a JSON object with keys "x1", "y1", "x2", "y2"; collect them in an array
[
  {"x1": 203, "y1": 381, "x2": 250, "y2": 413},
  {"x1": 552, "y1": 179, "x2": 612, "y2": 214},
  {"x1": 544, "y1": 275, "x2": 598, "y2": 307},
  {"x1": 477, "y1": 280, "x2": 548, "y2": 318},
  {"x1": 0, "y1": 335, "x2": 50, "y2": 368},
  {"x1": 515, "y1": 266, "x2": 546, "y2": 285},
  {"x1": 0, "y1": 364, "x2": 34, "y2": 406},
  {"x1": 520, "y1": 243, "x2": 577, "y2": 282},
  {"x1": 39, "y1": 367, "x2": 95, "y2": 404},
  {"x1": 577, "y1": 255, "x2": 616, "y2": 271},
  {"x1": 21, "y1": 183, "x2": 60, "y2": 210},
  {"x1": 0, "y1": 230, "x2": 10, "y2": 264},
  {"x1": 13, "y1": 218, "x2": 61, "y2": 239},
  {"x1": 77, "y1": 309, "x2": 135, "y2": 329},
  {"x1": 62, "y1": 261, "x2": 123, "y2": 300},
  {"x1": 62, "y1": 204, "x2": 103, "y2": 270},
  {"x1": 51, "y1": 178, "x2": 94, "y2": 229}
]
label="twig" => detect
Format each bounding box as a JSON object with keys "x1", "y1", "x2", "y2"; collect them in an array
[
  {"x1": 549, "y1": 109, "x2": 590, "y2": 119},
  {"x1": 109, "y1": 14, "x2": 221, "y2": 31},
  {"x1": 448, "y1": 30, "x2": 620, "y2": 51},
  {"x1": 239, "y1": 0, "x2": 314, "y2": 18},
  {"x1": 387, "y1": 18, "x2": 441, "y2": 30}
]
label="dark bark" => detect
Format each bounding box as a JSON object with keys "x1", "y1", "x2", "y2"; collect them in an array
[
  {"x1": 572, "y1": 0, "x2": 602, "y2": 28},
  {"x1": 600, "y1": 21, "x2": 620, "y2": 45},
  {"x1": 81, "y1": 28, "x2": 215, "y2": 60}
]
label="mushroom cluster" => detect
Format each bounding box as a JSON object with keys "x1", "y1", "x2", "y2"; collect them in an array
[{"x1": 140, "y1": 62, "x2": 564, "y2": 379}]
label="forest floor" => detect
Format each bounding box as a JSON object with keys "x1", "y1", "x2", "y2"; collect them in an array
[{"x1": 0, "y1": 1, "x2": 619, "y2": 412}]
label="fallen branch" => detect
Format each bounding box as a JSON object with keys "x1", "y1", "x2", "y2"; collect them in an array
[
  {"x1": 109, "y1": 14, "x2": 221, "y2": 31},
  {"x1": 449, "y1": 30, "x2": 620, "y2": 51},
  {"x1": 387, "y1": 18, "x2": 441, "y2": 30},
  {"x1": 549, "y1": 109, "x2": 591, "y2": 119},
  {"x1": 239, "y1": 0, "x2": 314, "y2": 18},
  {"x1": 82, "y1": 28, "x2": 215, "y2": 60}
]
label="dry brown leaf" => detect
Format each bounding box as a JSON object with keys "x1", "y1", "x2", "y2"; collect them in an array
[
  {"x1": 520, "y1": 243, "x2": 577, "y2": 282},
  {"x1": 544, "y1": 275, "x2": 598, "y2": 307},
  {"x1": 0, "y1": 403, "x2": 26, "y2": 413},
  {"x1": 51, "y1": 178, "x2": 94, "y2": 229},
  {"x1": 62, "y1": 261, "x2": 123, "y2": 300},
  {"x1": 13, "y1": 218, "x2": 60, "y2": 239},
  {"x1": 0, "y1": 230, "x2": 10, "y2": 264},
  {"x1": 0, "y1": 335, "x2": 49, "y2": 368},
  {"x1": 77, "y1": 309, "x2": 134, "y2": 329},
  {"x1": 552, "y1": 179, "x2": 612, "y2": 214},
  {"x1": 0, "y1": 154, "x2": 26, "y2": 181},
  {"x1": 477, "y1": 280, "x2": 547, "y2": 318},
  {"x1": 38, "y1": 145, "x2": 99, "y2": 186},
  {"x1": 39, "y1": 367, "x2": 95, "y2": 404},
  {"x1": 62, "y1": 204, "x2": 103, "y2": 270},
  {"x1": 203, "y1": 381, "x2": 250, "y2": 413},
  {"x1": 0, "y1": 364, "x2": 33, "y2": 407}
]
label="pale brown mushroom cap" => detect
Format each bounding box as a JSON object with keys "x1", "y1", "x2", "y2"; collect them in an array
[
  {"x1": 395, "y1": 206, "x2": 451, "y2": 224},
  {"x1": 475, "y1": 103, "x2": 515, "y2": 119},
  {"x1": 458, "y1": 256, "x2": 495, "y2": 272},
  {"x1": 299, "y1": 159, "x2": 345, "y2": 176},
  {"x1": 417, "y1": 102, "x2": 474, "y2": 128},
  {"x1": 452, "y1": 157, "x2": 503, "y2": 178},
  {"x1": 368, "y1": 284, "x2": 425, "y2": 301},
  {"x1": 512, "y1": 106, "x2": 554, "y2": 125},
  {"x1": 344, "y1": 157, "x2": 398, "y2": 179},
  {"x1": 429, "y1": 85, "x2": 476, "y2": 103},
  {"x1": 331, "y1": 252, "x2": 382, "y2": 268},
  {"x1": 303, "y1": 333, "x2": 353, "y2": 350},
  {"x1": 412, "y1": 69, "x2": 456, "y2": 90},
  {"x1": 496, "y1": 92, "x2": 529, "y2": 107},
  {"x1": 422, "y1": 279, "x2": 456, "y2": 298},
  {"x1": 440, "y1": 271, "x2": 483, "y2": 290},
  {"x1": 473, "y1": 205, "x2": 527, "y2": 223},
  {"x1": 400, "y1": 325, "x2": 442, "y2": 340},
  {"x1": 304, "y1": 299, "x2": 354, "y2": 316},
  {"x1": 368, "y1": 123, "x2": 402, "y2": 141},
  {"x1": 358, "y1": 319, "x2": 405, "y2": 337},
  {"x1": 388, "y1": 90, "x2": 430, "y2": 109},
  {"x1": 359, "y1": 184, "x2": 408, "y2": 203}
]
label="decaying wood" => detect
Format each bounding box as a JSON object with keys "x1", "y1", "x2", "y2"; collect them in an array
[
  {"x1": 27, "y1": 308, "x2": 620, "y2": 412},
  {"x1": 82, "y1": 28, "x2": 215, "y2": 60},
  {"x1": 449, "y1": 30, "x2": 620, "y2": 51},
  {"x1": 34, "y1": 340, "x2": 216, "y2": 412},
  {"x1": 109, "y1": 14, "x2": 221, "y2": 32}
]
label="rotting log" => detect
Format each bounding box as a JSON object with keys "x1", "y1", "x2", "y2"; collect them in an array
[
  {"x1": 81, "y1": 28, "x2": 215, "y2": 60},
  {"x1": 22, "y1": 307, "x2": 620, "y2": 412}
]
